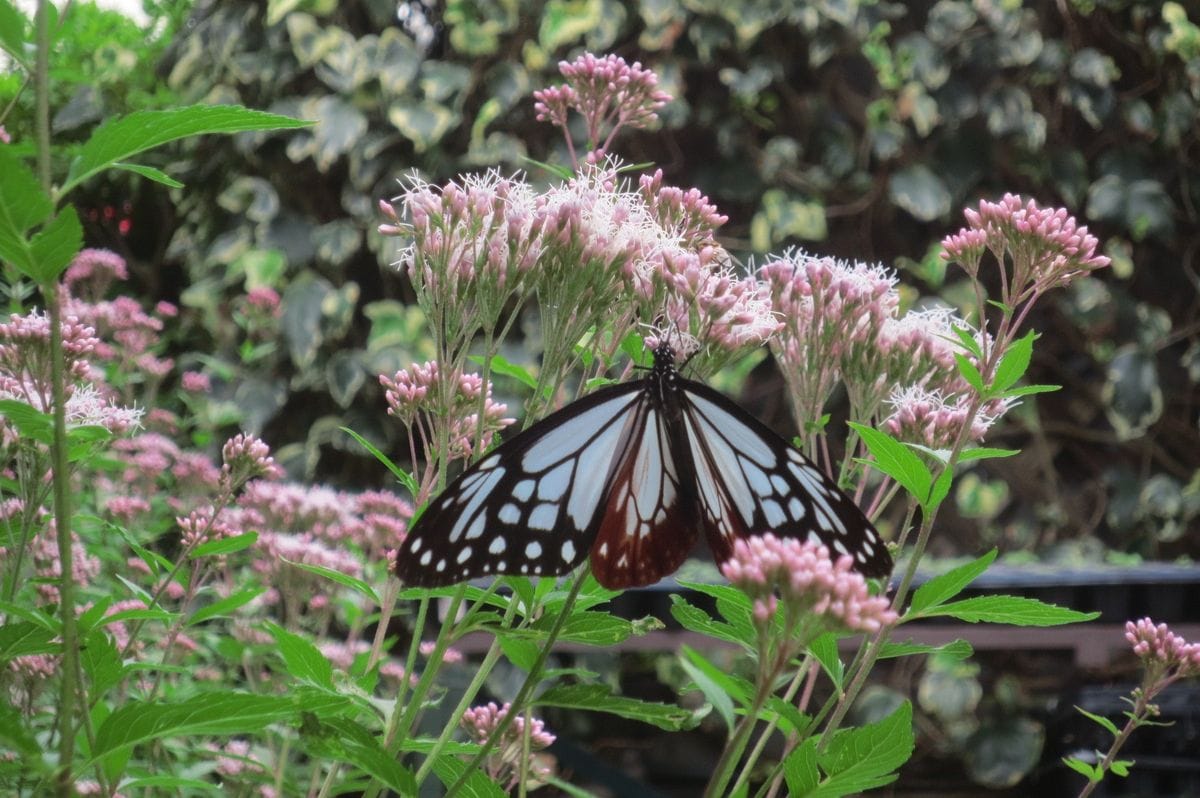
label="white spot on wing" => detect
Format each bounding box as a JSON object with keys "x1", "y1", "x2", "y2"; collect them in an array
[
  {"x1": 420, "y1": 550, "x2": 432, "y2": 566},
  {"x1": 525, "y1": 541, "x2": 542, "y2": 559},
  {"x1": 537, "y1": 460, "x2": 573, "y2": 501},
  {"x1": 498, "y1": 503, "x2": 520, "y2": 525},
  {"x1": 513, "y1": 480, "x2": 535, "y2": 501},
  {"x1": 465, "y1": 515, "x2": 486, "y2": 540},
  {"x1": 762, "y1": 498, "x2": 786, "y2": 527},
  {"x1": 561, "y1": 540, "x2": 576, "y2": 562},
  {"x1": 528, "y1": 503, "x2": 558, "y2": 531},
  {"x1": 457, "y1": 547, "x2": 472, "y2": 564},
  {"x1": 489, "y1": 537, "x2": 506, "y2": 554}
]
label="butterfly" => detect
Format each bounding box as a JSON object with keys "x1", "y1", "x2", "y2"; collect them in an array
[{"x1": 394, "y1": 343, "x2": 892, "y2": 590}]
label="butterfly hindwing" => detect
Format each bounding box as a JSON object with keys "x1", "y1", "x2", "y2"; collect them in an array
[
  {"x1": 679, "y1": 379, "x2": 892, "y2": 579},
  {"x1": 589, "y1": 394, "x2": 700, "y2": 589},
  {"x1": 395, "y1": 382, "x2": 644, "y2": 587}
]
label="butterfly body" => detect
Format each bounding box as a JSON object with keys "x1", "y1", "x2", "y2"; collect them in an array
[{"x1": 395, "y1": 344, "x2": 892, "y2": 589}]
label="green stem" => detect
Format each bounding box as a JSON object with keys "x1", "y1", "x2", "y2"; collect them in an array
[{"x1": 442, "y1": 567, "x2": 590, "y2": 798}]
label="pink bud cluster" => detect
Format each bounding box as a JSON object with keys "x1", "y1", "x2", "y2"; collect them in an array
[
  {"x1": 721, "y1": 534, "x2": 896, "y2": 635},
  {"x1": 63, "y1": 248, "x2": 129, "y2": 301},
  {"x1": 942, "y1": 193, "x2": 1109, "y2": 299},
  {"x1": 419, "y1": 640, "x2": 464, "y2": 664},
  {"x1": 381, "y1": 361, "x2": 514, "y2": 461},
  {"x1": 534, "y1": 52, "x2": 671, "y2": 158},
  {"x1": 220, "y1": 432, "x2": 280, "y2": 490},
  {"x1": 0, "y1": 310, "x2": 99, "y2": 402},
  {"x1": 1125, "y1": 618, "x2": 1200, "y2": 679},
  {"x1": 461, "y1": 701, "x2": 556, "y2": 786},
  {"x1": 177, "y1": 505, "x2": 238, "y2": 549},
  {"x1": 883, "y1": 385, "x2": 1012, "y2": 449},
  {"x1": 638, "y1": 169, "x2": 728, "y2": 245}
]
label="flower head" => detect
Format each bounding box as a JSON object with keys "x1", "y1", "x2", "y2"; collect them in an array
[
  {"x1": 461, "y1": 702, "x2": 556, "y2": 787},
  {"x1": 722, "y1": 534, "x2": 896, "y2": 636},
  {"x1": 63, "y1": 248, "x2": 129, "y2": 301},
  {"x1": 1126, "y1": 618, "x2": 1200, "y2": 680}
]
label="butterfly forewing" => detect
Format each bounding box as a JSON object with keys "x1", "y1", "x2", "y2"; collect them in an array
[
  {"x1": 394, "y1": 383, "x2": 643, "y2": 587},
  {"x1": 680, "y1": 380, "x2": 892, "y2": 579}
]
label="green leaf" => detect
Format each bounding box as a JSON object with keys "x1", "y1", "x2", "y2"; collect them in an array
[
  {"x1": 187, "y1": 587, "x2": 267, "y2": 626},
  {"x1": 64, "y1": 106, "x2": 311, "y2": 194},
  {"x1": 957, "y1": 447, "x2": 1020, "y2": 462},
  {"x1": 499, "y1": 636, "x2": 538, "y2": 672},
  {"x1": 535, "y1": 684, "x2": 698, "y2": 731},
  {"x1": 951, "y1": 325, "x2": 984, "y2": 359},
  {"x1": 190, "y1": 531, "x2": 258, "y2": 559},
  {"x1": 91, "y1": 692, "x2": 340, "y2": 764},
  {"x1": 669, "y1": 595, "x2": 747, "y2": 650},
  {"x1": 0, "y1": 0, "x2": 29, "y2": 68},
  {"x1": 813, "y1": 701, "x2": 914, "y2": 796},
  {"x1": 681, "y1": 645, "x2": 753, "y2": 705},
  {"x1": 954, "y1": 352, "x2": 985, "y2": 393},
  {"x1": 0, "y1": 622, "x2": 59, "y2": 659},
  {"x1": 849, "y1": 423, "x2": 932, "y2": 505},
  {"x1": 808, "y1": 633, "x2": 844, "y2": 689},
  {"x1": 921, "y1": 596, "x2": 1099, "y2": 626},
  {"x1": 112, "y1": 162, "x2": 185, "y2": 188},
  {"x1": 1075, "y1": 706, "x2": 1120, "y2": 737},
  {"x1": 432, "y1": 754, "x2": 508, "y2": 798},
  {"x1": 520, "y1": 155, "x2": 575, "y2": 181},
  {"x1": 1004, "y1": 383, "x2": 1061, "y2": 397},
  {"x1": 118, "y1": 777, "x2": 219, "y2": 793},
  {"x1": 928, "y1": 465, "x2": 953, "y2": 510},
  {"x1": 282, "y1": 558, "x2": 380, "y2": 605},
  {"x1": 993, "y1": 331, "x2": 1036, "y2": 393},
  {"x1": 907, "y1": 550, "x2": 997, "y2": 617},
  {"x1": 878, "y1": 638, "x2": 973, "y2": 661},
  {"x1": 678, "y1": 648, "x2": 736, "y2": 731},
  {"x1": 81, "y1": 630, "x2": 124, "y2": 701},
  {"x1": 341, "y1": 426, "x2": 419, "y2": 499},
  {"x1": 1062, "y1": 756, "x2": 1101, "y2": 781},
  {"x1": 300, "y1": 715, "x2": 417, "y2": 796},
  {"x1": 1109, "y1": 758, "x2": 1134, "y2": 777},
  {"x1": 784, "y1": 739, "x2": 821, "y2": 795},
  {"x1": 0, "y1": 399, "x2": 52, "y2": 443},
  {"x1": 470, "y1": 353, "x2": 538, "y2": 392},
  {"x1": 528, "y1": 611, "x2": 635, "y2": 646},
  {"x1": 0, "y1": 149, "x2": 52, "y2": 242},
  {"x1": 264, "y1": 621, "x2": 334, "y2": 689},
  {"x1": 26, "y1": 205, "x2": 82, "y2": 284}
]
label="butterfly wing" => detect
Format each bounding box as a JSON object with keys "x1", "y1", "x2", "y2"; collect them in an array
[
  {"x1": 395, "y1": 382, "x2": 645, "y2": 587},
  {"x1": 587, "y1": 394, "x2": 701, "y2": 589},
  {"x1": 679, "y1": 379, "x2": 893, "y2": 579}
]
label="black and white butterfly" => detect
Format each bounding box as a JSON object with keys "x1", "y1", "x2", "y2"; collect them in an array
[{"x1": 394, "y1": 343, "x2": 892, "y2": 590}]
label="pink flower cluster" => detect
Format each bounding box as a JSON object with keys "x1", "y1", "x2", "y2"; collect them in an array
[
  {"x1": 461, "y1": 701, "x2": 556, "y2": 786},
  {"x1": 220, "y1": 432, "x2": 280, "y2": 490},
  {"x1": 942, "y1": 193, "x2": 1109, "y2": 297},
  {"x1": 883, "y1": 386, "x2": 1010, "y2": 450},
  {"x1": 381, "y1": 361, "x2": 513, "y2": 461},
  {"x1": 63, "y1": 248, "x2": 129, "y2": 301},
  {"x1": 1126, "y1": 618, "x2": 1200, "y2": 678},
  {"x1": 721, "y1": 534, "x2": 896, "y2": 634},
  {"x1": 534, "y1": 52, "x2": 671, "y2": 160}
]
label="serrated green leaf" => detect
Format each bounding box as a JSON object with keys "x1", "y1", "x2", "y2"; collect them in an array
[
  {"x1": 878, "y1": 638, "x2": 973, "y2": 661},
  {"x1": 784, "y1": 739, "x2": 821, "y2": 795},
  {"x1": 191, "y1": 531, "x2": 258, "y2": 559},
  {"x1": 499, "y1": 636, "x2": 538, "y2": 672},
  {"x1": 921, "y1": 595, "x2": 1099, "y2": 626},
  {"x1": 814, "y1": 701, "x2": 913, "y2": 796},
  {"x1": 188, "y1": 587, "x2": 267, "y2": 626},
  {"x1": 341, "y1": 426, "x2": 419, "y2": 499},
  {"x1": 808, "y1": 633, "x2": 844, "y2": 689},
  {"x1": 90, "y1": 692, "x2": 343, "y2": 764},
  {"x1": 993, "y1": 331, "x2": 1036, "y2": 393},
  {"x1": 264, "y1": 621, "x2": 334, "y2": 689},
  {"x1": 928, "y1": 465, "x2": 953, "y2": 510},
  {"x1": 27, "y1": 204, "x2": 82, "y2": 282},
  {"x1": 907, "y1": 550, "x2": 998, "y2": 617},
  {"x1": 0, "y1": 398, "x2": 53, "y2": 443},
  {"x1": 81, "y1": 630, "x2": 124, "y2": 701},
  {"x1": 0, "y1": 0, "x2": 29, "y2": 69},
  {"x1": 678, "y1": 650, "x2": 736, "y2": 731},
  {"x1": 681, "y1": 645, "x2": 753, "y2": 705},
  {"x1": 1075, "y1": 706, "x2": 1120, "y2": 737},
  {"x1": 301, "y1": 715, "x2": 417, "y2": 795},
  {"x1": 64, "y1": 106, "x2": 311, "y2": 194},
  {"x1": 433, "y1": 754, "x2": 508, "y2": 797},
  {"x1": 535, "y1": 683, "x2": 698, "y2": 731},
  {"x1": 1109, "y1": 758, "x2": 1134, "y2": 777},
  {"x1": 0, "y1": 622, "x2": 59, "y2": 659},
  {"x1": 850, "y1": 423, "x2": 932, "y2": 505},
  {"x1": 527, "y1": 611, "x2": 634, "y2": 646},
  {"x1": 0, "y1": 149, "x2": 52, "y2": 243},
  {"x1": 764, "y1": 697, "x2": 812, "y2": 735},
  {"x1": 669, "y1": 595, "x2": 747, "y2": 649},
  {"x1": 281, "y1": 557, "x2": 380, "y2": 605}
]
